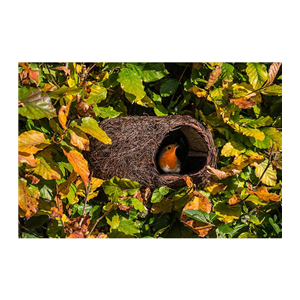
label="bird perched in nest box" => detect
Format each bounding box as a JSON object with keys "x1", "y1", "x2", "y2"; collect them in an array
[{"x1": 158, "y1": 144, "x2": 181, "y2": 174}]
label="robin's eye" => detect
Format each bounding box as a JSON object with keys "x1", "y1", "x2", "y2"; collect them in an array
[{"x1": 167, "y1": 146, "x2": 171, "y2": 150}]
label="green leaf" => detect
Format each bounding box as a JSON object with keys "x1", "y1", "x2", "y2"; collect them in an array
[
  {"x1": 261, "y1": 84, "x2": 282, "y2": 96},
  {"x1": 93, "y1": 106, "x2": 121, "y2": 118},
  {"x1": 261, "y1": 127, "x2": 282, "y2": 150},
  {"x1": 217, "y1": 224, "x2": 235, "y2": 238},
  {"x1": 235, "y1": 125, "x2": 265, "y2": 141},
  {"x1": 246, "y1": 63, "x2": 269, "y2": 90},
  {"x1": 118, "y1": 67, "x2": 146, "y2": 101},
  {"x1": 118, "y1": 216, "x2": 140, "y2": 236},
  {"x1": 255, "y1": 159, "x2": 277, "y2": 186},
  {"x1": 221, "y1": 63, "x2": 235, "y2": 82},
  {"x1": 183, "y1": 209, "x2": 211, "y2": 224},
  {"x1": 141, "y1": 63, "x2": 168, "y2": 82},
  {"x1": 238, "y1": 232, "x2": 257, "y2": 238},
  {"x1": 19, "y1": 87, "x2": 57, "y2": 120},
  {"x1": 269, "y1": 217, "x2": 281, "y2": 234},
  {"x1": 151, "y1": 187, "x2": 169, "y2": 203},
  {"x1": 130, "y1": 197, "x2": 145, "y2": 213},
  {"x1": 160, "y1": 79, "x2": 179, "y2": 97},
  {"x1": 49, "y1": 85, "x2": 84, "y2": 99},
  {"x1": 70, "y1": 117, "x2": 112, "y2": 144},
  {"x1": 154, "y1": 104, "x2": 168, "y2": 116},
  {"x1": 85, "y1": 85, "x2": 107, "y2": 105},
  {"x1": 239, "y1": 116, "x2": 273, "y2": 128}
]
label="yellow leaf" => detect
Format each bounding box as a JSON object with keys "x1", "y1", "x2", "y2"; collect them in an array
[
  {"x1": 31, "y1": 156, "x2": 61, "y2": 180},
  {"x1": 214, "y1": 202, "x2": 241, "y2": 223},
  {"x1": 19, "y1": 130, "x2": 50, "y2": 154},
  {"x1": 58, "y1": 104, "x2": 71, "y2": 130},
  {"x1": 189, "y1": 86, "x2": 207, "y2": 98},
  {"x1": 255, "y1": 159, "x2": 277, "y2": 186},
  {"x1": 18, "y1": 152, "x2": 38, "y2": 167},
  {"x1": 205, "y1": 182, "x2": 227, "y2": 195},
  {"x1": 221, "y1": 141, "x2": 246, "y2": 157}
]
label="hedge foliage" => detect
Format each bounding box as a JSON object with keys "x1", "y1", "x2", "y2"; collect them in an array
[{"x1": 18, "y1": 62, "x2": 282, "y2": 238}]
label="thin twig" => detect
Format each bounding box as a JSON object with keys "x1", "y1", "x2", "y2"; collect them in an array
[
  {"x1": 45, "y1": 63, "x2": 59, "y2": 88},
  {"x1": 170, "y1": 63, "x2": 190, "y2": 103},
  {"x1": 242, "y1": 143, "x2": 275, "y2": 203},
  {"x1": 85, "y1": 206, "x2": 117, "y2": 238},
  {"x1": 79, "y1": 171, "x2": 93, "y2": 229}
]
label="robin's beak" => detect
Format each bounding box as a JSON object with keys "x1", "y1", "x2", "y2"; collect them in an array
[{"x1": 175, "y1": 144, "x2": 179, "y2": 149}]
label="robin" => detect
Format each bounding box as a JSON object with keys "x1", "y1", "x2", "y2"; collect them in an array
[{"x1": 158, "y1": 144, "x2": 181, "y2": 174}]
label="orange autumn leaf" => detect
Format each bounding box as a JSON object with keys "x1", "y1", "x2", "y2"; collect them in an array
[
  {"x1": 180, "y1": 193, "x2": 213, "y2": 237},
  {"x1": 58, "y1": 171, "x2": 78, "y2": 196},
  {"x1": 25, "y1": 174, "x2": 40, "y2": 184},
  {"x1": 58, "y1": 104, "x2": 71, "y2": 130},
  {"x1": 19, "y1": 62, "x2": 39, "y2": 84},
  {"x1": 18, "y1": 178, "x2": 39, "y2": 220},
  {"x1": 66, "y1": 231, "x2": 84, "y2": 238},
  {"x1": 230, "y1": 93, "x2": 258, "y2": 109},
  {"x1": 246, "y1": 186, "x2": 281, "y2": 202},
  {"x1": 18, "y1": 152, "x2": 38, "y2": 167},
  {"x1": 183, "y1": 175, "x2": 194, "y2": 187},
  {"x1": 62, "y1": 148, "x2": 90, "y2": 187},
  {"x1": 188, "y1": 86, "x2": 207, "y2": 98},
  {"x1": 228, "y1": 194, "x2": 241, "y2": 205},
  {"x1": 205, "y1": 65, "x2": 222, "y2": 89},
  {"x1": 68, "y1": 128, "x2": 90, "y2": 151}
]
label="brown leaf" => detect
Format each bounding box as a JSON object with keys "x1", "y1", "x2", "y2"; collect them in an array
[
  {"x1": 180, "y1": 193, "x2": 213, "y2": 237},
  {"x1": 246, "y1": 186, "x2": 281, "y2": 202},
  {"x1": 19, "y1": 63, "x2": 39, "y2": 84},
  {"x1": 66, "y1": 231, "x2": 84, "y2": 238},
  {"x1": 207, "y1": 166, "x2": 241, "y2": 181},
  {"x1": 266, "y1": 62, "x2": 282, "y2": 86},
  {"x1": 192, "y1": 63, "x2": 202, "y2": 71},
  {"x1": 25, "y1": 174, "x2": 40, "y2": 184},
  {"x1": 119, "y1": 203, "x2": 133, "y2": 214},
  {"x1": 205, "y1": 65, "x2": 222, "y2": 89},
  {"x1": 66, "y1": 214, "x2": 91, "y2": 238},
  {"x1": 28, "y1": 69, "x2": 39, "y2": 84},
  {"x1": 62, "y1": 148, "x2": 90, "y2": 187},
  {"x1": 75, "y1": 94, "x2": 95, "y2": 118},
  {"x1": 143, "y1": 188, "x2": 151, "y2": 203},
  {"x1": 54, "y1": 66, "x2": 71, "y2": 75},
  {"x1": 228, "y1": 194, "x2": 241, "y2": 205}
]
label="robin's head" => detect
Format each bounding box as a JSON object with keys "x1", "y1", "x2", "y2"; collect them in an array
[{"x1": 160, "y1": 144, "x2": 179, "y2": 157}]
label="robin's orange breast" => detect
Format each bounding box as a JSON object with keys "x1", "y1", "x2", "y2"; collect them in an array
[{"x1": 159, "y1": 150, "x2": 178, "y2": 170}]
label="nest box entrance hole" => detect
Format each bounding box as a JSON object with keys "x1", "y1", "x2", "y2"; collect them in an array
[{"x1": 156, "y1": 125, "x2": 208, "y2": 175}]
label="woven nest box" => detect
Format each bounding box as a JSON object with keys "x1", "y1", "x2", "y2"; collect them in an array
[{"x1": 85, "y1": 115, "x2": 217, "y2": 189}]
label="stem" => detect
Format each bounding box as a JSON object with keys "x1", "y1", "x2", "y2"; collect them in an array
[
  {"x1": 242, "y1": 143, "x2": 275, "y2": 203},
  {"x1": 79, "y1": 171, "x2": 93, "y2": 229},
  {"x1": 85, "y1": 206, "x2": 117, "y2": 238},
  {"x1": 45, "y1": 63, "x2": 59, "y2": 88},
  {"x1": 170, "y1": 63, "x2": 189, "y2": 103}
]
